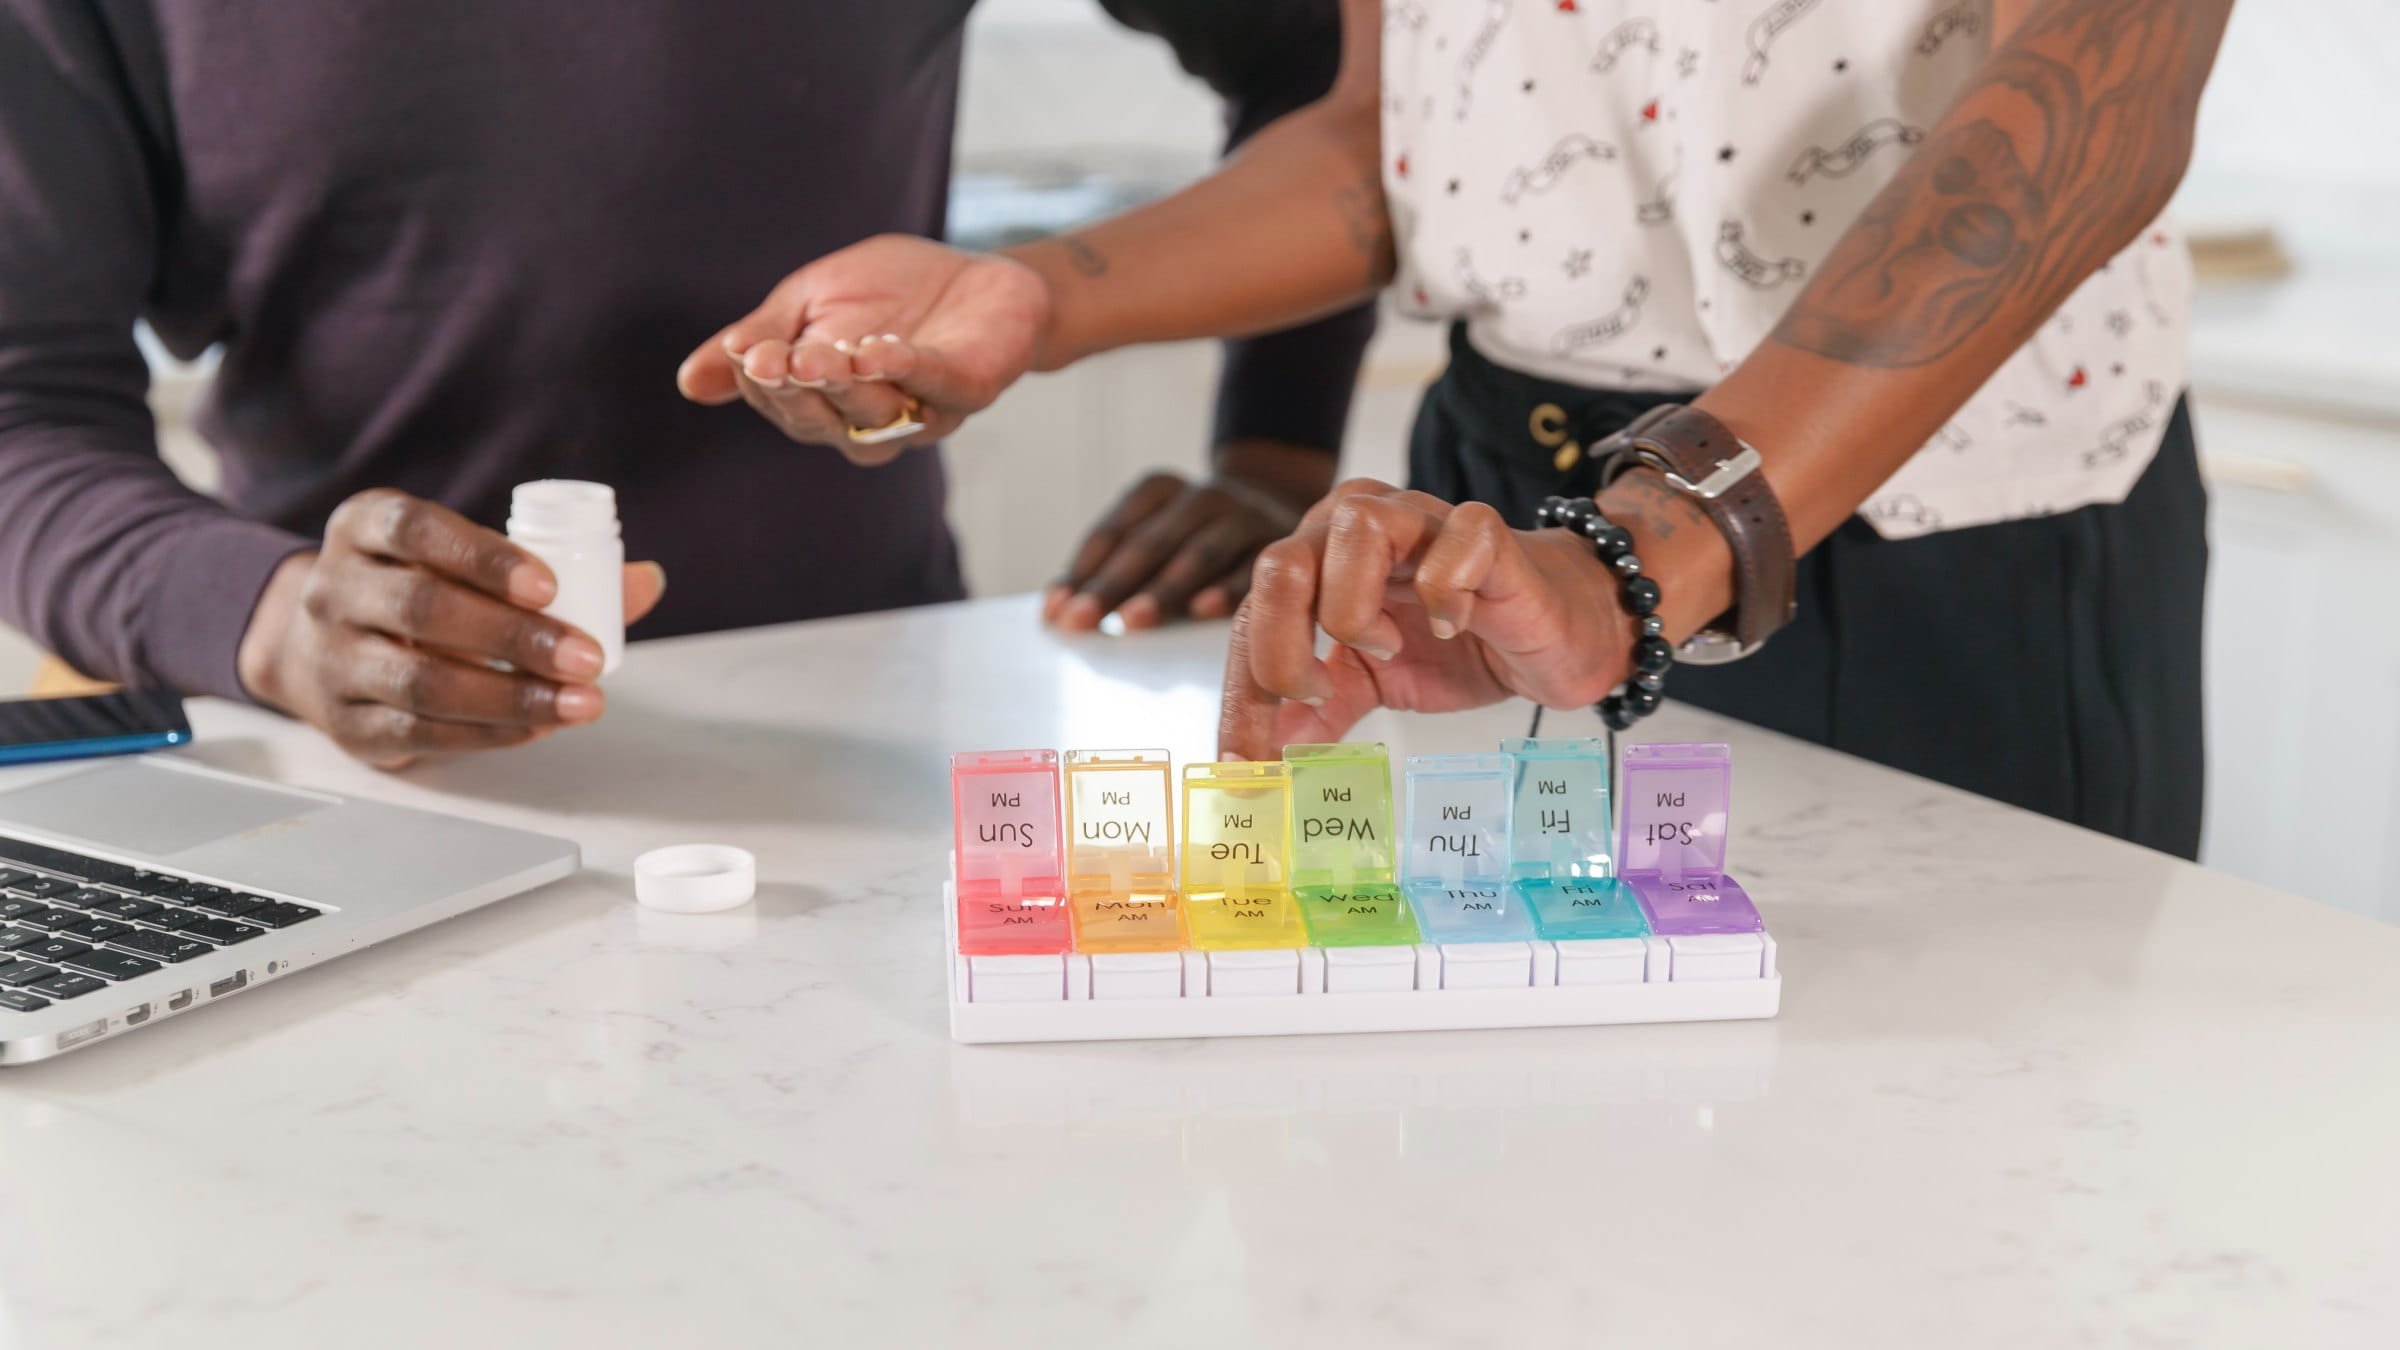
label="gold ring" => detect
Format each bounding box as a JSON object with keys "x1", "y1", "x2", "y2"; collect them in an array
[{"x1": 846, "y1": 397, "x2": 926, "y2": 447}]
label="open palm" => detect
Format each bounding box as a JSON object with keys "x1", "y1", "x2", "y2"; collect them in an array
[{"x1": 678, "y1": 234, "x2": 1051, "y2": 455}]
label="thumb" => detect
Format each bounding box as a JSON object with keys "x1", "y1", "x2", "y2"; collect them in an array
[{"x1": 622, "y1": 561, "x2": 668, "y2": 625}]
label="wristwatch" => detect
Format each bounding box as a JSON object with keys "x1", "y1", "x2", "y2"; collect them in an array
[{"x1": 1594, "y1": 404, "x2": 1797, "y2": 665}]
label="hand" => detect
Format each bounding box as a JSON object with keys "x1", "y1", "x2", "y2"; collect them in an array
[
  {"x1": 674, "y1": 234, "x2": 1051, "y2": 466},
  {"x1": 1047, "y1": 446, "x2": 1331, "y2": 631},
  {"x1": 1216, "y1": 479, "x2": 1636, "y2": 761},
  {"x1": 236, "y1": 489, "x2": 668, "y2": 769}
]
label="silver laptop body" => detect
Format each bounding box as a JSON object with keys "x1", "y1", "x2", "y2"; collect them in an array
[{"x1": 0, "y1": 755, "x2": 578, "y2": 1065}]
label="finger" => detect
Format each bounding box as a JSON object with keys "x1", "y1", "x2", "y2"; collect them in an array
[
  {"x1": 738, "y1": 339, "x2": 798, "y2": 387},
  {"x1": 1120, "y1": 516, "x2": 1266, "y2": 630},
  {"x1": 1053, "y1": 474, "x2": 1183, "y2": 629},
  {"x1": 324, "y1": 554, "x2": 604, "y2": 682},
  {"x1": 623, "y1": 562, "x2": 668, "y2": 625},
  {"x1": 1242, "y1": 533, "x2": 1337, "y2": 707},
  {"x1": 1294, "y1": 476, "x2": 1406, "y2": 530},
  {"x1": 1411, "y1": 500, "x2": 1514, "y2": 640},
  {"x1": 676, "y1": 327, "x2": 745, "y2": 405},
  {"x1": 328, "y1": 489, "x2": 553, "y2": 608},
  {"x1": 339, "y1": 635, "x2": 602, "y2": 728},
  {"x1": 1216, "y1": 594, "x2": 1282, "y2": 762},
  {"x1": 332, "y1": 702, "x2": 547, "y2": 765},
  {"x1": 793, "y1": 337, "x2": 911, "y2": 437},
  {"x1": 734, "y1": 372, "x2": 854, "y2": 451},
  {"x1": 1217, "y1": 611, "x2": 1380, "y2": 760},
  {"x1": 1071, "y1": 491, "x2": 1224, "y2": 628},
  {"x1": 1419, "y1": 503, "x2": 1567, "y2": 655},
  {"x1": 1189, "y1": 577, "x2": 1241, "y2": 620},
  {"x1": 1316, "y1": 494, "x2": 1445, "y2": 661}
]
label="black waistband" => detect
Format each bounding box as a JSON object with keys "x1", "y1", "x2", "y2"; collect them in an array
[{"x1": 1431, "y1": 323, "x2": 1703, "y2": 460}]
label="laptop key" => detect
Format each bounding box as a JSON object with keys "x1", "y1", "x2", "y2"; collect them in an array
[
  {"x1": 0, "y1": 988, "x2": 50, "y2": 1013},
  {"x1": 245, "y1": 902, "x2": 324, "y2": 929},
  {"x1": 177, "y1": 917, "x2": 265, "y2": 945},
  {"x1": 191, "y1": 893, "x2": 265, "y2": 918},
  {"x1": 24, "y1": 909, "x2": 89, "y2": 932},
  {"x1": 0, "y1": 899, "x2": 41, "y2": 922},
  {"x1": 109, "y1": 930, "x2": 212, "y2": 963},
  {"x1": 0, "y1": 960, "x2": 61, "y2": 986},
  {"x1": 60, "y1": 887, "x2": 123, "y2": 909},
  {"x1": 9, "y1": 877, "x2": 70, "y2": 899},
  {"x1": 148, "y1": 907, "x2": 209, "y2": 930},
  {"x1": 21, "y1": 938, "x2": 92, "y2": 964},
  {"x1": 66, "y1": 918, "x2": 135, "y2": 943},
  {"x1": 0, "y1": 869, "x2": 30, "y2": 889},
  {"x1": 167, "y1": 882, "x2": 229, "y2": 906},
  {"x1": 27, "y1": 972, "x2": 105, "y2": 1000},
  {"x1": 0, "y1": 927, "x2": 42, "y2": 952},
  {"x1": 61, "y1": 949, "x2": 161, "y2": 981},
  {"x1": 92, "y1": 896, "x2": 163, "y2": 921}
]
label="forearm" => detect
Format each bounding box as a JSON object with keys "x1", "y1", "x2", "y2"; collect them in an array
[
  {"x1": 0, "y1": 423, "x2": 307, "y2": 698},
  {"x1": 1005, "y1": 0, "x2": 1387, "y2": 371},
  {"x1": 1688, "y1": 0, "x2": 2232, "y2": 554},
  {"x1": 1007, "y1": 102, "x2": 1388, "y2": 372}
]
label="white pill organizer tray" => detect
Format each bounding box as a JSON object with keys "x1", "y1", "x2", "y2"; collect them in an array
[{"x1": 944, "y1": 738, "x2": 1779, "y2": 1044}]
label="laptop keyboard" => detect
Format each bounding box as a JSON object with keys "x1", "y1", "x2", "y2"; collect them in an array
[{"x1": 0, "y1": 835, "x2": 322, "y2": 1015}]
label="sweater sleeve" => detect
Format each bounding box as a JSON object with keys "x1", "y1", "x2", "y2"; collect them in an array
[
  {"x1": 1099, "y1": 0, "x2": 1379, "y2": 457},
  {"x1": 0, "y1": 1, "x2": 307, "y2": 698}
]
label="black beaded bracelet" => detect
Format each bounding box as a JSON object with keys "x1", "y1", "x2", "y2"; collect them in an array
[{"x1": 1534, "y1": 495, "x2": 1672, "y2": 732}]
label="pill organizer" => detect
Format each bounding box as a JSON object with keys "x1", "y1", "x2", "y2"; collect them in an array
[{"x1": 945, "y1": 738, "x2": 1779, "y2": 1044}]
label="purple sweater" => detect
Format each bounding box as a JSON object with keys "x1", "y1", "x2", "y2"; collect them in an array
[{"x1": 0, "y1": 0, "x2": 1368, "y2": 699}]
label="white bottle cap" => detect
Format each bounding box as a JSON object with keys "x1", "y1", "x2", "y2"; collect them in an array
[
  {"x1": 633, "y1": 844, "x2": 758, "y2": 913},
  {"x1": 508, "y1": 480, "x2": 620, "y2": 537}
]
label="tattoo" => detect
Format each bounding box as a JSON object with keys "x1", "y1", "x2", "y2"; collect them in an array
[
  {"x1": 1772, "y1": 0, "x2": 2226, "y2": 369},
  {"x1": 1599, "y1": 471, "x2": 1691, "y2": 543},
  {"x1": 1332, "y1": 166, "x2": 1395, "y2": 285},
  {"x1": 1059, "y1": 234, "x2": 1108, "y2": 279}
]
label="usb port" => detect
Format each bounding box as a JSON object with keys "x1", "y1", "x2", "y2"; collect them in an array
[
  {"x1": 58, "y1": 1019, "x2": 107, "y2": 1048},
  {"x1": 124, "y1": 1004, "x2": 152, "y2": 1026},
  {"x1": 208, "y1": 970, "x2": 249, "y2": 998},
  {"x1": 166, "y1": 989, "x2": 194, "y2": 1011}
]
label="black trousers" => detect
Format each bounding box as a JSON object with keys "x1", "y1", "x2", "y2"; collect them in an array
[{"x1": 1408, "y1": 326, "x2": 2208, "y2": 859}]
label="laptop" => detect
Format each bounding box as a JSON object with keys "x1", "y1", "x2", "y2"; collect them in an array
[{"x1": 0, "y1": 755, "x2": 579, "y2": 1065}]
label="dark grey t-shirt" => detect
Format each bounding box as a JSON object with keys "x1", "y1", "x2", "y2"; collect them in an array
[{"x1": 0, "y1": 0, "x2": 1366, "y2": 698}]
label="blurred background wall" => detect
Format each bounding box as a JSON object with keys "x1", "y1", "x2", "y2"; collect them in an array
[{"x1": 4, "y1": 0, "x2": 2393, "y2": 920}]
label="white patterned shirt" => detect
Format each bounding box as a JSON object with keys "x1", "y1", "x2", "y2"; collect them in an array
[{"x1": 1381, "y1": 0, "x2": 2193, "y2": 538}]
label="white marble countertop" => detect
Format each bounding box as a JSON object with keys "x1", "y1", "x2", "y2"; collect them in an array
[{"x1": 3, "y1": 595, "x2": 2396, "y2": 1348}]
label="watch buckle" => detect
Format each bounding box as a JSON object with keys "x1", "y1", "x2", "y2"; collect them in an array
[{"x1": 1665, "y1": 445, "x2": 1762, "y2": 500}]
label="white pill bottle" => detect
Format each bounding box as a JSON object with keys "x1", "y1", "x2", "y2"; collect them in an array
[{"x1": 507, "y1": 480, "x2": 625, "y2": 676}]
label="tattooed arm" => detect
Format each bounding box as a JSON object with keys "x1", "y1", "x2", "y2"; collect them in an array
[
  {"x1": 1608, "y1": 0, "x2": 2233, "y2": 641},
  {"x1": 1003, "y1": 0, "x2": 1390, "y2": 372}
]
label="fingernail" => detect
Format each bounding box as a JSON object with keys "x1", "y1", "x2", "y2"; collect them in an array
[
  {"x1": 1428, "y1": 617, "x2": 1457, "y2": 640},
  {"x1": 636, "y1": 561, "x2": 668, "y2": 597},
  {"x1": 1060, "y1": 594, "x2": 1104, "y2": 629},
  {"x1": 1119, "y1": 595, "x2": 1160, "y2": 627},
  {"x1": 555, "y1": 684, "x2": 604, "y2": 724},
  {"x1": 1359, "y1": 644, "x2": 1397, "y2": 662},
  {"x1": 556, "y1": 635, "x2": 604, "y2": 680},
  {"x1": 1300, "y1": 695, "x2": 1327, "y2": 708},
  {"x1": 882, "y1": 333, "x2": 901, "y2": 343},
  {"x1": 834, "y1": 338, "x2": 856, "y2": 355},
  {"x1": 508, "y1": 564, "x2": 556, "y2": 608},
  {"x1": 793, "y1": 377, "x2": 829, "y2": 390}
]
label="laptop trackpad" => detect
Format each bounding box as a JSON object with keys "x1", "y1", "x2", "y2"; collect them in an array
[{"x1": 0, "y1": 760, "x2": 332, "y2": 858}]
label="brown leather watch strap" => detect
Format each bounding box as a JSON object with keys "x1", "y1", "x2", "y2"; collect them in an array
[{"x1": 1596, "y1": 405, "x2": 1797, "y2": 655}]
